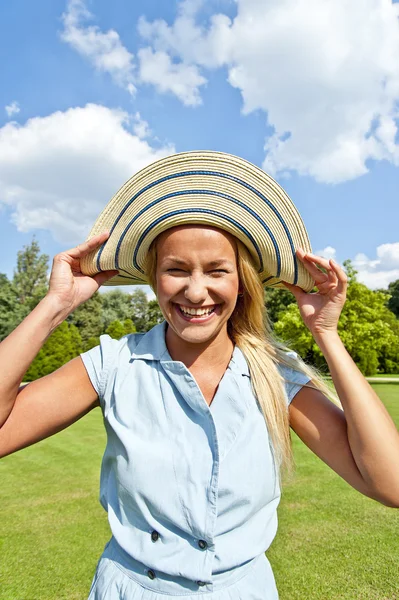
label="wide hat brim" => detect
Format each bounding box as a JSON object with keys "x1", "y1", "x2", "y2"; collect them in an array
[{"x1": 81, "y1": 150, "x2": 315, "y2": 292}]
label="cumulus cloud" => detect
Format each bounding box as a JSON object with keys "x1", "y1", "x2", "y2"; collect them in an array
[
  {"x1": 60, "y1": 0, "x2": 136, "y2": 94},
  {"x1": 137, "y1": 47, "x2": 206, "y2": 107},
  {"x1": 5, "y1": 101, "x2": 20, "y2": 118},
  {"x1": 0, "y1": 103, "x2": 174, "y2": 244},
  {"x1": 314, "y1": 246, "x2": 337, "y2": 262},
  {"x1": 60, "y1": 0, "x2": 206, "y2": 106},
  {"x1": 314, "y1": 243, "x2": 399, "y2": 290},
  {"x1": 352, "y1": 242, "x2": 399, "y2": 290},
  {"x1": 138, "y1": 0, "x2": 399, "y2": 184},
  {"x1": 132, "y1": 111, "x2": 151, "y2": 139}
]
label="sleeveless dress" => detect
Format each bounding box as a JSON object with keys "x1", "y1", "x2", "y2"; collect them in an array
[{"x1": 80, "y1": 321, "x2": 311, "y2": 599}]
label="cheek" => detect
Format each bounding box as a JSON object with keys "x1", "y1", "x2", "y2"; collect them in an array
[{"x1": 156, "y1": 276, "x2": 181, "y2": 301}]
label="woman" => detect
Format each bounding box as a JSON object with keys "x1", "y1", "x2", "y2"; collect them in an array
[{"x1": 1, "y1": 151, "x2": 398, "y2": 599}]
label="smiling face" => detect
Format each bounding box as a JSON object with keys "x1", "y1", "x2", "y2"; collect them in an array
[{"x1": 154, "y1": 225, "x2": 241, "y2": 349}]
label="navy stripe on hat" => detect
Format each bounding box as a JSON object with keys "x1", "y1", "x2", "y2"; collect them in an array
[{"x1": 95, "y1": 170, "x2": 298, "y2": 285}]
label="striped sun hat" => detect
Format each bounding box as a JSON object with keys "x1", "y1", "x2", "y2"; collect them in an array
[{"x1": 81, "y1": 150, "x2": 315, "y2": 292}]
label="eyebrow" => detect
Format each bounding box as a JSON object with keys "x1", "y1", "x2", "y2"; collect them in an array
[{"x1": 163, "y1": 257, "x2": 234, "y2": 267}]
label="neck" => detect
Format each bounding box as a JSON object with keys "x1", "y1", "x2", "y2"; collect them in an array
[{"x1": 165, "y1": 323, "x2": 234, "y2": 369}]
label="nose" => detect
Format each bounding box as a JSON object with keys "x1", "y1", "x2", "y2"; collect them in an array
[{"x1": 184, "y1": 274, "x2": 208, "y2": 304}]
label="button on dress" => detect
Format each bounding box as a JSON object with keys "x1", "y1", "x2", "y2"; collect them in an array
[{"x1": 80, "y1": 321, "x2": 311, "y2": 599}]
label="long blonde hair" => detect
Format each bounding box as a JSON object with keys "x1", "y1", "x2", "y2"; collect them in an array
[{"x1": 145, "y1": 233, "x2": 341, "y2": 482}]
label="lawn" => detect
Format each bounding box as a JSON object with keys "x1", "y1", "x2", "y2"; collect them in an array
[{"x1": 0, "y1": 384, "x2": 398, "y2": 600}]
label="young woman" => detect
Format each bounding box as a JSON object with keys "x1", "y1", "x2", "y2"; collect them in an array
[{"x1": 1, "y1": 151, "x2": 398, "y2": 599}]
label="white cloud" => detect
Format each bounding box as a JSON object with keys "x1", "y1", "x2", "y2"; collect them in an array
[
  {"x1": 132, "y1": 111, "x2": 150, "y2": 139},
  {"x1": 5, "y1": 101, "x2": 20, "y2": 117},
  {"x1": 351, "y1": 242, "x2": 399, "y2": 289},
  {"x1": 139, "y1": 0, "x2": 399, "y2": 184},
  {"x1": 60, "y1": 0, "x2": 136, "y2": 94},
  {"x1": 0, "y1": 104, "x2": 174, "y2": 244},
  {"x1": 138, "y1": 47, "x2": 206, "y2": 107},
  {"x1": 309, "y1": 244, "x2": 399, "y2": 289},
  {"x1": 314, "y1": 246, "x2": 337, "y2": 261},
  {"x1": 60, "y1": 0, "x2": 207, "y2": 106}
]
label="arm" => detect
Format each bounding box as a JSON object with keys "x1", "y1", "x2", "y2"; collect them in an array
[
  {"x1": 289, "y1": 352, "x2": 399, "y2": 508},
  {"x1": 284, "y1": 249, "x2": 399, "y2": 508},
  {"x1": 0, "y1": 232, "x2": 117, "y2": 458}
]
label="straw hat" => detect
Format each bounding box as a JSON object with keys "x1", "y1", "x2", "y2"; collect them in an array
[{"x1": 81, "y1": 150, "x2": 315, "y2": 292}]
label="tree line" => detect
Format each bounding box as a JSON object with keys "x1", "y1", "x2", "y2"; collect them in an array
[{"x1": 1, "y1": 239, "x2": 398, "y2": 379}]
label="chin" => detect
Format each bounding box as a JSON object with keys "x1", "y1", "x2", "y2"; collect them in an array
[{"x1": 169, "y1": 320, "x2": 223, "y2": 344}]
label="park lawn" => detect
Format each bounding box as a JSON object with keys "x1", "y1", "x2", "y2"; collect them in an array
[{"x1": 0, "y1": 385, "x2": 398, "y2": 600}]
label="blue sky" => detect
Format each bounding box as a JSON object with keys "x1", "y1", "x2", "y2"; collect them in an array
[{"x1": 1, "y1": 0, "x2": 398, "y2": 292}]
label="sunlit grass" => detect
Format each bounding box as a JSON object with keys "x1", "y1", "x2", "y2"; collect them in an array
[{"x1": 0, "y1": 385, "x2": 398, "y2": 599}]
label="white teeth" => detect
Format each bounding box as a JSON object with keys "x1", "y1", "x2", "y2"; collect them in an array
[{"x1": 179, "y1": 305, "x2": 215, "y2": 316}]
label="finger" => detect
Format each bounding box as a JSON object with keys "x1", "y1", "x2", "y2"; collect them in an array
[
  {"x1": 298, "y1": 256, "x2": 330, "y2": 281},
  {"x1": 330, "y1": 259, "x2": 348, "y2": 294},
  {"x1": 65, "y1": 231, "x2": 110, "y2": 259},
  {"x1": 300, "y1": 251, "x2": 332, "y2": 271},
  {"x1": 93, "y1": 270, "x2": 119, "y2": 287},
  {"x1": 283, "y1": 281, "x2": 307, "y2": 300}
]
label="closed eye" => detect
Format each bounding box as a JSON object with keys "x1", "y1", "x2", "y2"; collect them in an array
[{"x1": 166, "y1": 269, "x2": 228, "y2": 273}]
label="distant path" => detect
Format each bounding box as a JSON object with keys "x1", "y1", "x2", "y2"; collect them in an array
[
  {"x1": 363, "y1": 377, "x2": 399, "y2": 383},
  {"x1": 325, "y1": 377, "x2": 399, "y2": 382}
]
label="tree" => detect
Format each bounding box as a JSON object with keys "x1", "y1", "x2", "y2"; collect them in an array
[
  {"x1": 0, "y1": 273, "x2": 24, "y2": 341},
  {"x1": 130, "y1": 288, "x2": 149, "y2": 332},
  {"x1": 67, "y1": 292, "x2": 103, "y2": 348},
  {"x1": 273, "y1": 260, "x2": 399, "y2": 375},
  {"x1": 387, "y1": 280, "x2": 399, "y2": 318},
  {"x1": 106, "y1": 319, "x2": 136, "y2": 340},
  {"x1": 101, "y1": 289, "x2": 134, "y2": 330},
  {"x1": 342, "y1": 258, "x2": 358, "y2": 284},
  {"x1": 337, "y1": 280, "x2": 399, "y2": 375},
  {"x1": 264, "y1": 287, "x2": 297, "y2": 325},
  {"x1": 146, "y1": 299, "x2": 164, "y2": 330},
  {"x1": 24, "y1": 322, "x2": 82, "y2": 381},
  {"x1": 13, "y1": 238, "x2": 49, "y2": 312}
]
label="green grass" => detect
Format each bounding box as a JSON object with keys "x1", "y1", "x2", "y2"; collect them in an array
[
  {"x1": 0, "y1": 385, "x2": 398, "y2": 600},
  {"x1": 269, "y1": 384, "x2": 399, "y2": 600}
]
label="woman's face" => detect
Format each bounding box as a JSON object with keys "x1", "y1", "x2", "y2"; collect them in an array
[{"x1": 155, "y1": 225, "x2": 241, "y2": 346}]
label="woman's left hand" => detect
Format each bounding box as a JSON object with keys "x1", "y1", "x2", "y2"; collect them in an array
[{"x1": 283, "y1": 249, "x2": 348, "y2": 337}]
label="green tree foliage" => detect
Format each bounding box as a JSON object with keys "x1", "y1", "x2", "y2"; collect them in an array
[
  {"x1": 130, "y1": 288, "x2": 149, "y2": 332},
  {"x1": 274, "y1": 260, "x2": 399, "y2": 375},
  {"x1": 106, "y1": 319, "x2": 137, "y2": 340},
  {"x1": 146, "y1": 299, "x2": 164, "y2": 330},
  {"x1": 387, "y1": 280, "x2": 399, "y2": 318},
  {"x1": 0, "y1": 239, "x2": 49, "y2": 341},
  {"x1": 264, "y1": 287, "x2": 296, "y2": 325},
  {"x1": 101, "y1": 289, "x2": 134, "y2": 330},
  {"x1": 24, "y1": 322, "x2": 82, "y2": 381},
  {"x1": 337, "y1": 281, "x2": 399, "y2": 375},
  {"x1": 0, "y1": 274, "x2": 23, "y2": 341},
  {"x1": 67, "y1": 292, "x2": 103, "y2": 349},
  {"x1": 13, "y1": 238, "x2": 49, "y2": 312}
]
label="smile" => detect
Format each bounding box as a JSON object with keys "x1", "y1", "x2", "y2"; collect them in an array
[{"x1": 174, "y1": 303, "x2": 219, "y2": 322}]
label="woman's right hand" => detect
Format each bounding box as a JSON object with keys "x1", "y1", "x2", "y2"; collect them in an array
[{"x1": 46, "y1": 231, "x2": 118, "y2": 316}]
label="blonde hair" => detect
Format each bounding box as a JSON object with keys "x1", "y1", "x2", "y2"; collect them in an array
[{"x1": 145, "y1": 233, "x2": 341, "y2": 483}]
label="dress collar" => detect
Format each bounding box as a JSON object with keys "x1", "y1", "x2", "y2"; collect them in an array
[{"x1": 130, "y1": 321, "x2": 250, "y2": 377}]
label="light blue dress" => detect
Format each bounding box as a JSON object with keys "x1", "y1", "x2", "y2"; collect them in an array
[{"x1": 80, "y1": 321, "x2": 311, "y2": 599}]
